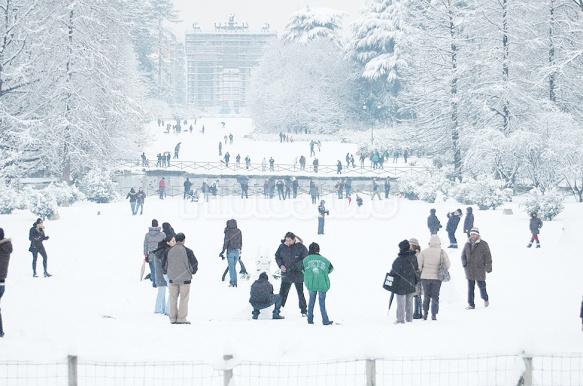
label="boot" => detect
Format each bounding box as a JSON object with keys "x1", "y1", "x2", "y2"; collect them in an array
[
  {"x1": 44, "y1": 272, "x2": 52, "y2": 278},
  {"x1": 536, "y1": 243, "x2": 540, "y2": 248},
  {"x1": 527, "y1": 242, "x2": 532, "y2": 248},
  {"x1": 272, "y1": 313, "x2": 284, "y2": 320},
  {"x1": 33, "y1": 272, "x2": 38, "y2": 278},
  {"x1": 422, "y1": 311, "x2": 428, "y2": 320},
  {"x1": 431, "y1": 314, "x2": 437, "y2": 321}
]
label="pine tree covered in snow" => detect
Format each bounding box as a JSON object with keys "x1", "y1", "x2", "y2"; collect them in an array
[
  {"x1": 0, "y1": 183, "x2": 19, "y2": 214},
  {"x1": 79, "y1": 170, "x2": 120, "y2": 204},
  {"x1": 281, "y1": 6, "x2": 346, "y2": 47}
]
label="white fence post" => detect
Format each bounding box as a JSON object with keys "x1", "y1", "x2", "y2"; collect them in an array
[
  {"x1": 223, "y1": 354, "x2": 234, "y2": 386},
  {"x1": 68, "y1": 355, "x2": 78, "y2": 386},
  {"x1": 366, "y1": 359, "x2": 376, "y2": 386}
]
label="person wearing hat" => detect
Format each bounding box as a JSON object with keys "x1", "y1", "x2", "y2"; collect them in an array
[
  {"x1": 461, "y1": 228, "x2": 492, "y2": 310},
  {"x1": 249, "y1": 272, "x2": 284, "y2": 320},
  {"x1": 464, "y1": 207, "x2": 474, "y2": 238},
  {"x1": 274, "y1": 232, "x2": 309, "y2": 316},
  {"x1": 0, "y1": 227, "x2": 13, "y2": 337},
  {"x1": 317, "y1": 200, "x2": 329, "y2": 235},
  {"x1": 427, "y1": 209, "x2": 442, "y2": 235},
  {"x1": 28, "y1": 218, "x2": 51, "y2": 278},
  {"x1": 390, "y1": 240, "x2": 419, "y2": 324},
  {"x1": 527, "y1": 212, "x2": 543, "y2": 248},
  {"x1": 446, "y1": 209, "x2": 462, "y2": 248},
  {"x1": 303, "y1": 243, "x2": 334, "y2": 325},
  {"x1": 417, "y1": 235, "x2": 451, "y2": 320}
]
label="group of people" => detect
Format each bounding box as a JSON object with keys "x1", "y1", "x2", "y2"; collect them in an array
[
  {"x1": 143, "y1": 219, "x2": 198, "y2": 324},
  {"x1": 389, "y1": 226, "x2": 492, "y2": 324}
]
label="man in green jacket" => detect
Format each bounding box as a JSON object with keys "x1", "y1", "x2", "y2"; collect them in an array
[{"x1": 303, "y1": 242, "x2": 334, "y2": 325}]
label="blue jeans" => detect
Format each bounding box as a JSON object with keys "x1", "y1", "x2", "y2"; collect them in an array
[
  {"x1": 227, "y1": 249, "x2": 240, "y2": 286},
  {"x1": 130, "y1": 202, "x2": 136, "y2": 215},
  {"x1": 318, "y1": 217, "x2": 325, "y2": 234},
  {"x1": 251, "y1": 294, "x2": 282, "y2": 317},
  {"x1": 155, "y1": 285, "x2": 168, "y2": 314},
  {"x1": 135, "y1": 202, "x2": 143, "y2": 214},
  {"x1": 468, "y1": 280, "x2": 488, "y2": 307},
  {"x1": 448, "y1": 231, "x2": 457, "y2": 246},
  {"x1": 0, "y1": 283, "x2": 5, "y2": 335},
  {"x1": 307, "y1": 290, "x2": 329, "y2": 324}
]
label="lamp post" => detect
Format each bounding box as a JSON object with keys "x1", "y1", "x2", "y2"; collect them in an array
[{"x1": 363, "y1": 104, "x2": 382, "y2": 145}]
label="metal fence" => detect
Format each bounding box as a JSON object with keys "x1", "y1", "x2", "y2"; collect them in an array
[{"x1": 1, "y1": 353, "x2": 581, "y2": 386}]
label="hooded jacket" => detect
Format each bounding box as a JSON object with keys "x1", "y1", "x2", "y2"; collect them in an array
[
  {"x1": 28, "y1": 222, "x2": 47, "y2": 252},
  {"x1": 249, "y1": 272, "x2": 275, "y2": 308},
  {"x1": 464, "y1": 207, "x2": 474, "y2": 233},
  {"x1": 446, "y1": 211, "x2": 462, "y2": 233},
  {"x1": 275, "y1": 236, "x2": 308, "y2": 283},
  {"x1": 417, "y1": 235, "x2": 451, "y2": 280},
  {"x1": 222, "y1": 219, "x2": 242, "y2": 251},
  {"x1": 427, "y1": 209, "x2": 442, "y2": 234},
  {"x1": 529, "y1": 214, "x2": 543, "y2": 234},
  {"x1": 389, "y1": 250, "x2": 419, "y2": 295},
  {"x1": 0, "y1": 238, "x2": 13, "y2": 281},
  {"x1": 143, "y1": 227, "x2": 166, "y2": 255}
]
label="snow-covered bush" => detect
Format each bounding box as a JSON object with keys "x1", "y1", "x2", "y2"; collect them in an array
[
  {"x1": 0, "y1": 183, "x2": 19, "y2": 214},
  {"x1": 398, "y1": 172, "x2": 449, "y2": 203},
  {"x1": 452, "y1": 178, "x2": 511, "y2": 210},
  {"x1": 22, "y1": 187, "x2": 58, "y2": 220},
  {"x1": 44, "y1": 182, "x2": 85, "y2": 206},
  {"x1": 521, "y1": 188, "x2": 564, "y2": 221},
  {"x1": 79, "y1": 169, "x2": 120, "y2": 203}
]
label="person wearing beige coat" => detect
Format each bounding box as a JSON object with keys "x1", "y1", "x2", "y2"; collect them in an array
[{"x1": 417, "y1": 235, "x2": 451, "y2": 320}]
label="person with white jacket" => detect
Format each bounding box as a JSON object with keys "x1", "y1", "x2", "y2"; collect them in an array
[{"x1": 417, "y1": 235, "x2": 451, "y2": 320}]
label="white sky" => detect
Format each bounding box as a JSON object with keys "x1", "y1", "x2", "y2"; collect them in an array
[{"x1": 170, "y1": 0, "x2": 366, "y2": 38}]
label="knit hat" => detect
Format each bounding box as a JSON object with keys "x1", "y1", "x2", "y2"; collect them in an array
[
  {"x1": 409, "y1": 238, "x2": 420, "y2": 247},
  {"x1": 308, "y1": 242, "x2": 320, "y2": 254},
  {"x1": 398, "y1": 239, "x2": 410, "y2": 252},
  {"x1": 259, "y1": 272, "x2": 268, "y2": 280},
  {"x1": 469, "y1": 227, "x2": 480, "y2": 236}
]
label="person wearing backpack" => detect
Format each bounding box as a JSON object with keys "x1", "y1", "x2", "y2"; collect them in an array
[{"x1": 417, "y1": 235, "x2": 451, "y2": 320}]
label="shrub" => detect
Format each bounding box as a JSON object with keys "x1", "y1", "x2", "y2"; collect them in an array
[
  {"x1": 0, "y1": 183, "x2": 19, "y2": 214},
  {"x1": 23, "y1": 187, "x2": 58, "y2": 220},
  {"x1": 452, "y1": 178, "x2": 511, "y2": 210},
  {"x1": 521, "y1": 188, "x2": 564, "y2": 221},
  {"x1": 79, "y1": 169, "x2": 120, "y2": 203},
  {"x1": 44, "y1": 182, "x2": 85, "y2": 206},
  {"x1": 398, "y1": 172, "x2": 450, "y2": 203}
]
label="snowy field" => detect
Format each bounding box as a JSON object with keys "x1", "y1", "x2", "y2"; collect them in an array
[{"x1": 0, "y1": 118, "x2": 581, "y2": 370}]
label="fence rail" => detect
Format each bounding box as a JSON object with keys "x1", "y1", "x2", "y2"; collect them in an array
[{"x1": 1, "y1": 353, "x2": 581, "y2": 386}]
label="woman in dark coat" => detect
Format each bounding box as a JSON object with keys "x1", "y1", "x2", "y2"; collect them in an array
[
  {"x1": 527, "y1": 212, "x2": 543, "y2": 248},
  {"x1": 390, "y1": 240, "x2": 419, "y2": 324},
  {"x1": 29, "y1": 218, "x2": 51, "y2": 277},
  {"x1": 0, "y1": 227, "x2": 13, "y2": 337}
]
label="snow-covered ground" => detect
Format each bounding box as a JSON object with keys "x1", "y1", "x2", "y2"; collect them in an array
[{"x1": 0, "y1": 118, "x2": 581, "y2": 368}]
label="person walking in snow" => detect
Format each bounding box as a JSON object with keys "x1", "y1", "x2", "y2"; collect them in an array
[
  {"x1": 461, "y1": 228, "x2": 492, "y2": 310},
  {"x1": 427, "y1": 209, "x2": 442, "y2": 235},
  {"x1": 224, "y1": 152, "x2": 230, "y2": 168},
  {"x1": 153, "y1": 234, "x2": 175, "y2": 315},
  {"x1": 303, "y1": 242, "x2": 334, "y2": 325},
  {"x1": 527, "y1": 212, "x2": 543, "y2": 248},
  {"x1": 309, "y1": 180, "x2": 318, "y2": 204},
  {"x1": 336, "y1": 160, "x2": 342, "y2": 174},
  {"x1": 312, "y1": 158, "x2": 319, "y2": 173},
  {"x1": 126, "y1": 187, "x2": 137, "y2": 215},
  {"x1": 275, "y1": 232, "x2": 308, "y2": 317},
  {"x1": 219, "y1": 219, "x2": 243, "y2": 288},
  {"x1": 158, "y1": 177, "x2": 166, "y2": 199},
  {"x1": 371, "y1": 178, "x2": 382, "y2": 200},
  {"x1": 183, "y1": 178, "x2": 192, "y2": 200},
  {"x1": 174, "y1": 142, "x2": 181, "y2": 159},
  {"x1": 143, "y1": 219, "x2": 166, "y2": 287},
  {"x1": 135, "y1": 187, "x2": 145, "y2": 215},
  {"x1": 0, "y1": 227, "x2": 13, "y2": 337},
  {"x1": 249, "y1": 272, "x2": 284, "y2": 320},
  {"x1": 218, "y1": 141, "x2": 222, "y2": 156},
  {"x1": 162, "y1": 233, "x2": 198, "y2": 324},
  {"x1": 390, "y1": 240, "x2": 419, "y2": 324},
  {"x1": 317, "y1": 200, "x2": 329, "y2": 235},
  {"x1": 445, "y1": 209, "x2": 462, "y2": 248},
  {"x1": 417, "y1": 235, "x2": 450, "y2": 320},
  {"x1": 28, "y1": 218, "x2": 51, "y2": 278},
  {"x1": 269, "y1": 157, "x2": 275, "y2": 172},
  {"x1": 464, "y1": 207, "x2": 474, "y2": 238},
  {"x1": 384, "y1": 177, "x2": 391, "y2": 199},
  {"x1": 276, "y1": 179, "x2": 285, "y2": 200}
]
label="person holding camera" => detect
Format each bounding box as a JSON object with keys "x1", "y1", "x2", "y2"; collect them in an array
[
  {"x1": 317, "y1": 200, "x2": 329, "y2": 235},
  {"x1": 28, "y1": 218, "x2": 51, "y2": 278}
]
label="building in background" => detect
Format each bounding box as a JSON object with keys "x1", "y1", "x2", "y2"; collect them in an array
[{"x1": 185, "y1": 15, "x2": 276, "y2": 114}]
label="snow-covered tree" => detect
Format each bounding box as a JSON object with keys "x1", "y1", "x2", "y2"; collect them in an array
[{"x1": 282, "y1": 6, "x2": 346, "y2": 47}]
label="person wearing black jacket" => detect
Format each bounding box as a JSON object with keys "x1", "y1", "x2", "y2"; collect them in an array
[
  {"x1": 0, "y1": 227, "x2": 13, "y2": 337},
  {"x1": 464, "y1": 207, "x2": 474, "y2": 238},
  {"x1": 427, "y1": 209, "x2": 442, "y2": 235},
  {"x1": 220, "y1": 219, "x2": 244, "y2": 287},
  {"x1": 446, "y1": 209, "x2": 462, "y2": 248},
  {"x1": 275, "y1": 232, "x2": 308, "y2": 316},
  {"x1": 249, "y1": 272, "x2": 284, "y2": 320},
  {"x1": 28, "y1": 218, "x2": 51, "y2": 278},
  {"x1": 527, "y1": 212, "x2": 543, "y2": 248},
  {"x1": 390, "y1": 240, "x2": 419, "y2": 324}
]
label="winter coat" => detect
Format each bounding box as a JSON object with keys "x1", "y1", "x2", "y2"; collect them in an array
[
  {"x1": 309, "y1": 184, "x2": 318, "y2": 197},
  {"x1": 417, "y1": 235, "x2": 451, "y2": 280},
  {"x1": 0, "y1": 238, "x2": 13, "y2": 281},
  {"x1": 143, "y1": 227, "x2": 166, "y2": 255},
  {"x1": 464, "y1": 208, "x2": 474, "y2": 233},
  {"x1": 249, "y1": 272, "x2": 275, "y2": 309},
  {"x1": 303, "y1": 253, "x2": 333, "y2": 292},
  {"x1": 427, "y1": 210, "x2": 442, "y2": 234},
  {"x1": 164, "y1": 243, "x2": 198, "y2": 284},
  {"x1": 28, "y1": 224, "x2": 47, "y2": 252},
  {"x1": 389, "y1": 250, "x2": 419, "y2": 295},
  {"x1": 318, "y1": 203, "x2": 328, "y2": 218},
  {"x1": 446, "y1": 212, "x2": 461, "y2": 233},
  {"x1": 372, "y1": 180, "x2": 379, "y2": 192},
  {"x1": 222, "y1": 219, "x2": 242, "y2": 251},
  {"x1": 153, "y1": 242, "x2": 171, "y2": 287},
  {"x1": 529, "y1": 216, "x2": 543, "y2": 234},
  {"x1": 126, "y1": 190, "x2": 137, "y2": 202},
  {"x1": 275, "y1": 238, "x2": 308, "y2": 283},
  {"x1": 136, "y1": 190, "x2": 146, "y2": 203},
  {"x1": 461, "y1": 238, "x2": 492, "y2": 281}
]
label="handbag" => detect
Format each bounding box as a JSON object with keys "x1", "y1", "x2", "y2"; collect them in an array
[
  {"x1": 437, "y1": 250, "x2": 451, "y2": 282},
  {"x1": 382, "y1": 272, "x2": 395, "y2": 291}
]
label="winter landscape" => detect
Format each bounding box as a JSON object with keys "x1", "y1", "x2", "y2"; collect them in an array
[{"x1": 0, "y1": 118, "x2": 582, "y2": 385}]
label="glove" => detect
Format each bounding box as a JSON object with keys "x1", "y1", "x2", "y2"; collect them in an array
[
  {"x1": 43, "y1": 236, "x2": 50, "y2": 240},
  {"x1": 219, "y1": 252, "x2": 225, "y2": 260}
]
